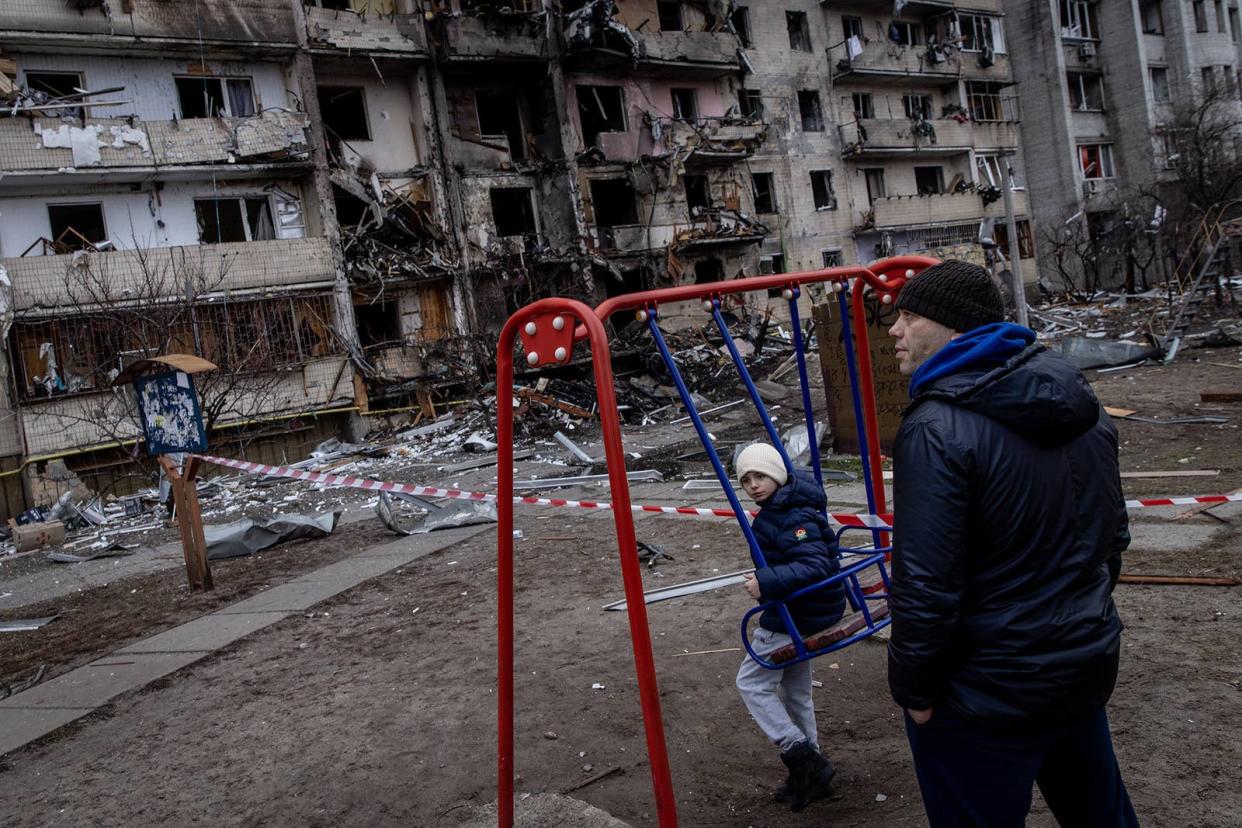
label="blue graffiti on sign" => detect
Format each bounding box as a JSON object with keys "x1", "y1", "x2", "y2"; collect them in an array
[{"x1": 133, "y1": 370, "x2": 207, "y2": 454}]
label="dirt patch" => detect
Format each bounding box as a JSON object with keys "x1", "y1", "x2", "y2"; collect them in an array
[
  {"x1": 0, "y1": 521, "x2": 393, "y2": 685},
  {"x1": 0, "y1": 504, "x2": 1236, "y2": 827}
]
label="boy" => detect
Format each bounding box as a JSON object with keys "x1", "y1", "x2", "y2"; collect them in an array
[{"x1": 735, "y1": 441, "x2": 844, "y2": 813}]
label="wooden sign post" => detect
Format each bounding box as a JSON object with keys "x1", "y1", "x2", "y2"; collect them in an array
[
  {"x1": 812, "y1": 298, "x2": 909, "y2": 456},
  {"x1": 114, "y1": 354, "x2": 218, "y2": 592}
]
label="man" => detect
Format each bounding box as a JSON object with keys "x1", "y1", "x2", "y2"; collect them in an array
[{"x1": 885, "y1": 260, "x2": 1138, "y2": 827}]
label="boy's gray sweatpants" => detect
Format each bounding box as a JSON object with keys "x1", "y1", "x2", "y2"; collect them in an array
[{"x1": 736, "y1": 626, "x2": 818, "y2": 753}]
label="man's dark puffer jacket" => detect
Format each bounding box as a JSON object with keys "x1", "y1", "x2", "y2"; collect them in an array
[
  {"x1": 889, "y1": 343, "x2": 1128, "y2": 726},
  {"x1": 753, "y1": 470, "x2": 846, "y2": 637}
]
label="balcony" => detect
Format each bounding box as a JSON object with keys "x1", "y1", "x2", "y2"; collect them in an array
[
  {"x1": 839, "y1": 118, "x2": 1019, "y2": 159},
  {"x1": 0, "y1": 0, "x2": 298, "y2": 54},
  {"x1": 0, "y1": 111, "x2": 311, "y2": 187},
  {"x1": 830, "y1": 39, "x2": 1011, "y2": 86},
  {"x1": 868, "y1": 189, "x2": 1030, "y2": 230},
  {"x1": 653, "y1": 118, "x2": 767, "y2": 166},
  {"x1": 589, "y1": 211, "x2": 766, "y2": 256},
  {"x1": 563, "y1": 14, "x2": 742, "y2": 77},
  {"x1": 305, "y1": 7, "x2": 428, "y2": 56},
  {"x1": 435, "y1": 13, "x2": 549, "y2": 64},
  {"x1": 5, "y1": 237, "x2": 337, "y2": 312}
]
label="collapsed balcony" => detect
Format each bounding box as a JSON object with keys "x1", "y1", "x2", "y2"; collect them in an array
[
  {"x1": 650, "y1": 116, "x2": 767, "y2": 167},
  {"x1": 562, "y1": 0, "x2": 745, "y2": 77},
  {"x1": 589, "y1": 209, "x2": 766, "y2": 256},
  {"x1": 428, "y1": 2, "x2": 550, "y2": 64}
]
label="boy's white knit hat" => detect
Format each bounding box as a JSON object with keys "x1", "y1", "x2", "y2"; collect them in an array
[{"x1": 735, "y1": 442, "x2": 788, "y2": 487}]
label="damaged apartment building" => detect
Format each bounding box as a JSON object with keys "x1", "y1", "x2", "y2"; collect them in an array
[{"x1": 0, "y1": 0, "x2": 1030, "y2": 518}]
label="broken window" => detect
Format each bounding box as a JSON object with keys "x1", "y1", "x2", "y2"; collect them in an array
[
  {"x1": 992, "y1": 220, "x2": 1035, "y2": 259},
  {"x1": 1067, "y1": 72, "x2": 1105, "y2": 110},
  {"x1": 684, "y1": 174, "x2": 711, "y2": 212},
  {"x1": 960, "y1": 13, "x2": 1004, "y2": 52},
  {"x1": 751, "y1": 172, "x2": 777, "y2": 214},
  {"x1": 176, "y1": 76, "x2": 255, "y2": 118},
  {"x1": 1060, "y1": 0, "x2": 1098, "y2": 39},
  {"x1": 852, "y1": 92, "x2": 874, "y2": 119},
  {"x1": 738, "y1": 88, "x2": 763, "y2": 119},
  {"x1": 1217, "y1": 0, "x2": 1228, "y2": 31},
  {"x1": 694, "y1": 258, "x2": 724, "y2": 285},
  {"x1": 759, "y1": 253, "x2": 785, "y2": 275},
  {"x1": 317, "y1": 86, "x2": 370, "y2": 141},
  {"x1": 731, "y1": 6, "x2": 752, "y2": 47},
  {"x1": 1202, "y1": 66, "x2": 1217, "y2": 94},
  {"x1": 657, "y1": 1, "x2": 683, "y2": 31},
  {"x1": 1078, "y1": 143, "x2": 1115, "y2": 179},
  {"x1": 902, "y1": 94, "x2": 934, "y2": 120},
  {"x1": 23, "y1": 71, "x2": 84, "y2": 119},
  {"x1": 967, "y1": 81, "x2": 1009, "y2": 121},
  {"x1": 821, "y1": 249, "x2": 843, "y2": 268},
  {"x1": 476, "y1": 88, "x2": 527, "y2": 161},
  {"x1": 890, "y1": 21, "x2": 920, "y2": 46},
  {"x1": 810, "y1": 170, "x2": 837, "y2": 210},
  {"x1": 47, "y1": 203, "x2": 106, "y2": 251},
  {"x1": 489, "y1": 187, "x2": 538, "y2": 237},
  {"x1": 914, "y1": 166, "x2": 945, "y2": 195},
  {"x1": 577, "y1": 85, "x2": 625, "y2": 149},
  {"x1": 842, "y1": 15, "x2": 863, "y2": 41},
  {"x1": 1141, "y1": 0, "x2": 1164, "y2": 33},
  {"x1": 798, "y1": 90, "x2": 824, "y2": 131},
  {"x1": 863, "y1": 168, "x2": 887, "y2": 203},
  {"x1": 354, "y1": 299, "x2": 400, "y2": 350},
  {"x1": 589, "y1": 179, "x2": 639, "y2": 227},
  {"x1": 670, "y1": 88, "x2": 699, "y2": 122},
  {"x1": 787, "y1": 11, "x2": 812, "y2": 52},
  {"x1": 195, "y1": 197, "x2": 276, "y2": 244},
  {"x1": 1149, "y1": 67, "x2": 1170, "y2": 102}
]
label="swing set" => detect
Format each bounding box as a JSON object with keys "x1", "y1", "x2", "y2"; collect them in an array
[{"x1": 495, "y1": 255, "x2": 938, "y2": 827}]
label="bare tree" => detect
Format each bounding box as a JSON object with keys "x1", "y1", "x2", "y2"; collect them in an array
[{"x1": 1159, "y1": 83, "x2": 1242, "y2": 214}]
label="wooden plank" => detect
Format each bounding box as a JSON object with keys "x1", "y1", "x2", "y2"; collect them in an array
[
  {"x1": 1119, "y1": 469, "x2": 1220, "y2": 478},
  {"x1": 1104, "y1": 406, "x2": 1136, "y2": 417},
  {"x1": 1117, "y1": 575, "x2": 1239, "y2": 586},
  {"x1": 1175, "y1": 487, "x2": 1242, "y2": 521},
  {"x1": 1200, "y1": 389, "x2": 1242, "y2": 403}
]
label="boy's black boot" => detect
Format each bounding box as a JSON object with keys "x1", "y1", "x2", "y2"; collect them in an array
[{"x1": 780, "y1": 742, "x2": 835, "y2": 813}]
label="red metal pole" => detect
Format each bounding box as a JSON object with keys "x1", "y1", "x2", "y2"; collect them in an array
[
  {"x1": 495, "y1": 299, "x2": 677, "y2": 827},
  {"x1": 496, "y1": 314, "x2": 518, "y2": 828}
]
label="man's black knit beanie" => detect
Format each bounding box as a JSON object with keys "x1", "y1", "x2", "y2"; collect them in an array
[{"x1": 894, "y1": 260, "x2": 1005, "y2": 333}]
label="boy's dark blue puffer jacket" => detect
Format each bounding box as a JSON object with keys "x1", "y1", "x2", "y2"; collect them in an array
[{"x1": 751, "y1": 470, "x2": 845, "y2": 636}]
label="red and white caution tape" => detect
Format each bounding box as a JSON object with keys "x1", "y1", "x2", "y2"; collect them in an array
[
  {"x1": 192, "y1": 454, "x2": 893, "y2": 529},
  {"x1": 193, "y1": 454, "x2": 1242, "y2": 530},
  {"x1": 1125, "y1": 493, "x2": 1242, "y2": 509}
]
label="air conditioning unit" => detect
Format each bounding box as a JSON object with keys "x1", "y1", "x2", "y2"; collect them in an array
[
  {"x1": 1077, "y1": 42, "x2": 1096, "y2": 60},
  {"x1": 1082, "y1": 179, "x2": 1100, "y2": 197}
]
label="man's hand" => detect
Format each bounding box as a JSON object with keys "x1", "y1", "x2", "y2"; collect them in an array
[
  {"x1": 743, "y1": 573, "x2": 761, "y2": 600},
  {"x1": 907, "y1": 707, "x2": 934, "y2": 725}
]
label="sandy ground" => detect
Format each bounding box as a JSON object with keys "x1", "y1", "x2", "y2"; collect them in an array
[{"x1": 0, "y1": 350, "x2": 1238, "y2": 826}]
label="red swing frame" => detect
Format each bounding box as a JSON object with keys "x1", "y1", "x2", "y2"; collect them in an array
[{"x1": 494, "y1": 255, "x2": 936, "y2": 827}]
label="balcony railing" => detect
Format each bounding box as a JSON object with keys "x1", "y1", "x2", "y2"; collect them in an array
[
  {"x1": 590, "y1": 211, "x2": 766, "y2": 255},
  {"x1": 4, "y1": 237, "x2": 337, "y2": 312},
  {"x1": 839, "y1": 117, "x2": 1019, "y2": 158},
  {"x1": 0, "y1": 111, "x2": 310, "y2": 179},
  {"x1": 437, "y1": 13, "x2": 549, "y2": 63},
  {"x1": 305, "y1": 7, "x2": 428, "y2": 55},
  {"x1": 830, "y1": 38, "x2": 1011, "y2": 85},
  {"x1": 0, "y1": 0, "x2": 298, "y2": 47},
  {"x1": 563, "y1": 16, "x2": 743, "y2": 76},
  {"x1": 868, "y1": 189, "x2": 1030, "y2": 230}
]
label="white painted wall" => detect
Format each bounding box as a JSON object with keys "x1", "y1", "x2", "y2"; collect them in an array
[
  {"x1": 323, "y1": 74, "x2": 423, "y2": 173},
  {"x1": 0, "y1": 179, "x2": 310, "y2": 256},
  {"x1": 11, "y1": 52, "x2": 292, "y2": 121}
]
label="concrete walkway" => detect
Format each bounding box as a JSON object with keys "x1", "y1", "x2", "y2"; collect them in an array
[{"x1": 0, "y1": 523, "x2": 490, "y2": 756}]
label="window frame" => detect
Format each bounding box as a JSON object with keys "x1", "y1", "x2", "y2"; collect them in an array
[
  {"x1": 786, "y1": 11, "x2": 812, "y2": 52},
  {"x1": 821, "y1": 249, "x2": 844, "y2": 268},
  {"x1": 1194, "y1": 0, "x2": 1209, "y2": 33},
  {"x1": 1149, "y1": 66, "x2": 1171, "y2": 103},
  {"x1": 960, "y1": 13, "x2": 1005, "y2": 53},
  {"x1": 730, "y1": 6, "x2": 752, "y2": 48},
  {"x1": 23, "y1": 70, "x2": 85, "y2": 119},
  {"x1": 194, "y1": 196, "x2": 277, "y2": 244},
  {"x1": 176, "y1": 75, "x2": 257, "y2": 119},
  {"x1": 1078, "y1": 143, "x2": 1116, "y2": 180},
  {"x1": 914, "y1": 166, "x2": 945, "y2": 195},
  {"x1": 966, "y1": 81, "x2": 1011, "y2": 121},
  {"x1": 1141, "y1": 0, "x2": 1164, "y2": 34},
  {"x1": 1067, "y1": 72, "x2": 1106, "y2": 111},
  {"x1": 810, "y1": 170, "x2": 837, "y2": 211},
  {"x1": 1059, "y1": 0, "x2": 1098, "y2": 40},
  {"x1": 670, "y1": 87, "x2": 699, "y2": 123},
  {"x1": 890, "y1": 20, "x2": 921, "y2": 46},
  {"x1": 738, "y1": 88, "x2": 763, "y2": 119},
  {"x1": 317, "y1": 85, "x2": 371, "y2": 141},
  {"x1": 46, "y1": 201, "x2": 107, "y2": 250},
  {"x1": 852, "y1": 91, "x2": 875, "y2": 119},
  {"x1": 798, "y1": 89, "x2": 825, "y2": 132},
  {"x1": 902, "y1": 93, "x2": 934, "y2": 120},
  {"x1": 657, "y1": 1, "x2": 683, "y2": 32},
  {"x1": 751, "y1": 172, "x2": 778, "y2": 214}
]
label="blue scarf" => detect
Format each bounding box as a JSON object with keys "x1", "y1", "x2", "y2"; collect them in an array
[{"x1": 909, "y1": 322, "x2": 1036, "y2": 397}]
